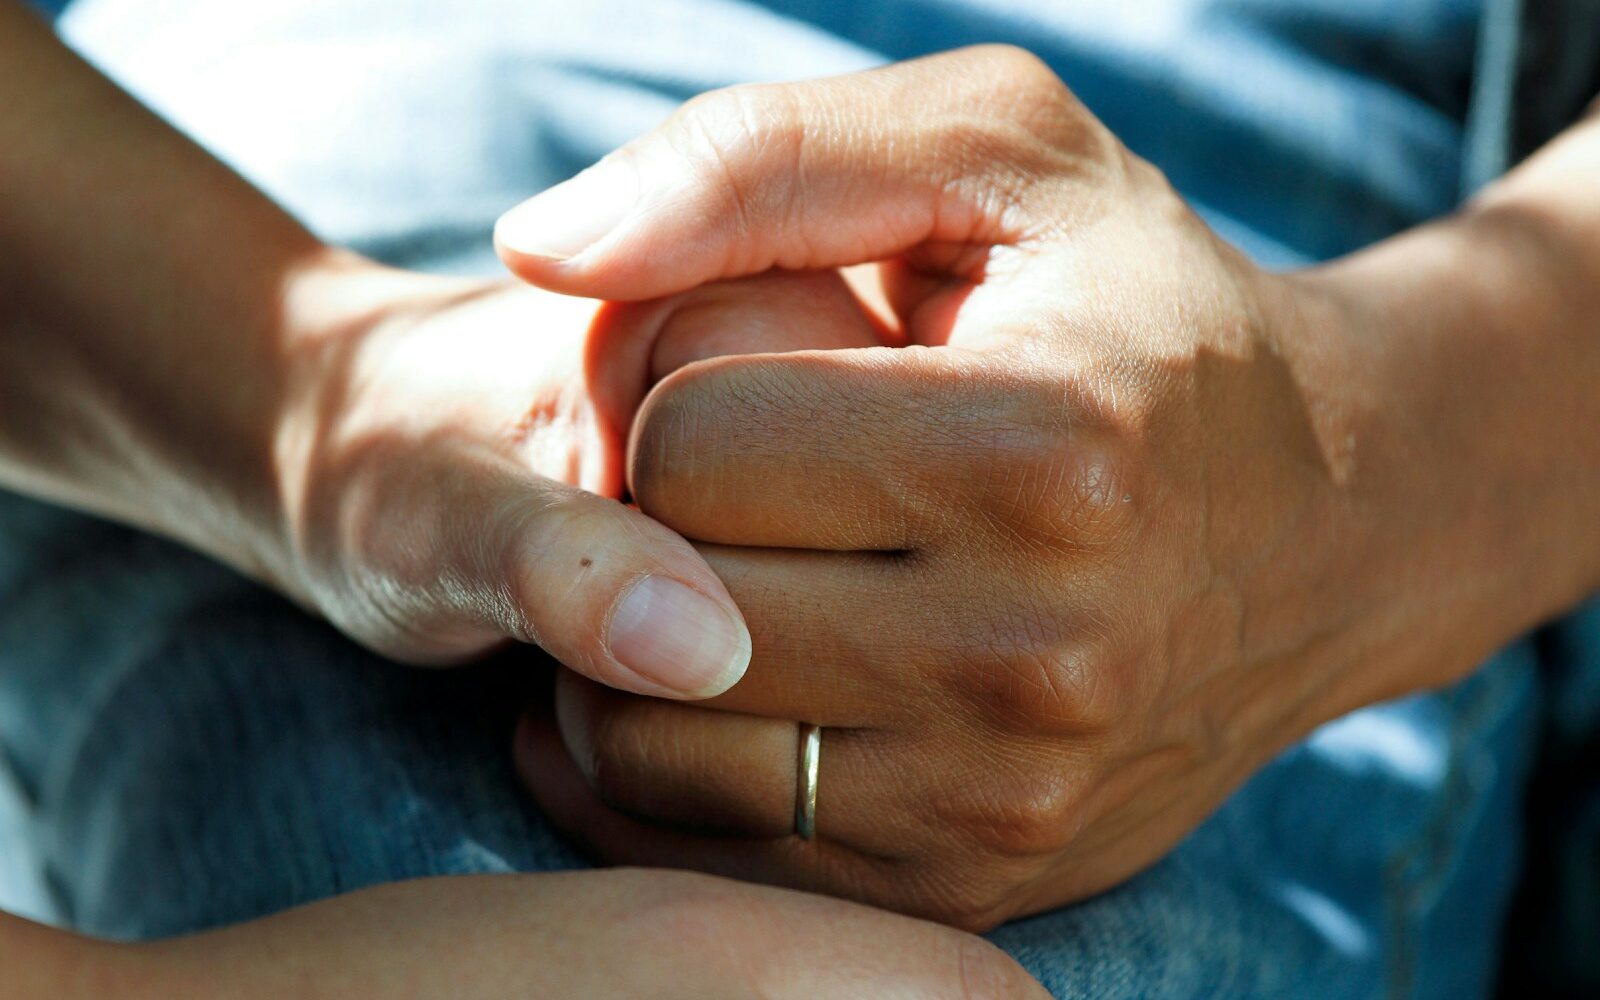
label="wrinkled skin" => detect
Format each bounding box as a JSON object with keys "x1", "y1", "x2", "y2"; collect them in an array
[
  {"x1": 503, "y1": 46, "x2": 1595, "y2": 930},
  {"x1": 271, "y1": 265, "x2": 880, "y2": 694}
]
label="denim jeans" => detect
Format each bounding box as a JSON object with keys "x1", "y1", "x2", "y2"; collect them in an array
[{"x1": 3, "y1": 1, "x2": 1596, "y2": 996}]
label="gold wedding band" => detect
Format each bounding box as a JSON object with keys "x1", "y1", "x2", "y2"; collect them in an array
[{"x1": 795, "y1": 723, "x2": 821, "y2": 840}]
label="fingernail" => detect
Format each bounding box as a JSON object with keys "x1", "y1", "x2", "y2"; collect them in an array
[
  {"x1": 494, "y1": 156, "x2": 638, "y2": 260},
  {"x1": 607, "y1": 575, "x2": 751, "y2": 697}
]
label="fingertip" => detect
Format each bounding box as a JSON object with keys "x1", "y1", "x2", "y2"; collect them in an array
[
  {"x1": 511, "y1": 491, "x2": 750, "y2": 701},
  {"x1": 511, "y1": 692, "x2": 599, "y2": 841},
  {"x1": 493, "y1": 228, "x2": 620, "y2": 297},
  {"x1": 606, "y1": 574, "x2": 752, "y2": 699},
  {"x1": 493, "y1": 236, "x2": 566, "y2": 284},
  {"x1": 494, "y1": 231, "x2": 684, "y2": 302},
  {"x1": 494, "y1": 156, "x2": 639, "y2": 262}
]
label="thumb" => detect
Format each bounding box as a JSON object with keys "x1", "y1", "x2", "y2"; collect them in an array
[
  {"x1": 494, "y1": 45, "x2": 1102, "y2": 301},
  {"x1": 358, "y1": 443, "x2": 752, "y2": 700},
  {"x1": 502, "y1": 482, "x2": 753, "y2": 700}
]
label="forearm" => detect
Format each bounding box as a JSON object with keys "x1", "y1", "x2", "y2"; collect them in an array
[
  {"x1": 0, "y1": 1, "x2": 389, "y2": 591},
  {"x1": 1292, "y1": 109, "x2": 1600, "y2": 703},
  {"x1": 0, "y1": 912, "x2": 147, "y2": 998}
]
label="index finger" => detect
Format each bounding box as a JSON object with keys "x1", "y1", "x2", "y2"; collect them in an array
[{"x1": 629, "y1": 344, "x2": 1047, "y2": 551}]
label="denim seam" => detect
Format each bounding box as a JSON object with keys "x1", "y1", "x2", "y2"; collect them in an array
[{"x1": 1380, "y1": 665, "x2": 1511, "y2": 999}]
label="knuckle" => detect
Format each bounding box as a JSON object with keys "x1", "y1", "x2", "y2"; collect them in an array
[
  {"x1": 1062, "y1": 637, "x2": 1142, "y2": 731},
  {"x1": 950, "y1": 44, "x2": 1113, "y2": 165},
  {"x1": 514, "y1": 487, "x2": 611, "y2": 561},
  {"x1": 677, "y1": 85, "x2": 785, "y2": 173},
  {"x1": 912, "y1": 867, "x2": 1017, "y2": 933},
  {"x1": 966, "y1": 44, "x2": 1070, "y2": 107},
  {"x1": 510, "y1": 485, "x2": 655, "y2": 612},
  {"x1": 670, "y1": 83, "x2": 803, "y2": 258},
  {"x1": 947, "y1": 598, "x2": 1138, "y2": 736},
  {"x1": 964, "y1": 641, "x2": 1108, "y2": 734},
  {"x1": 932, "y1": 363, "x2": 1141, "y2": 552},
  {"x1": 973, "y1": 771, "x2": 1080, "y2": 859},
  {"x1": 975, "y1": 428, "x2": 1140, "y2": 552},
  {"x1": 932, "y1": 765, "x2": 1081, "y2": 862},
  {"x1": 1042, "y1": 447, "x2": 1140, "y2": 549},
  {"x1": 680, "y1": 80, "x2": 792, "y2": 140}
]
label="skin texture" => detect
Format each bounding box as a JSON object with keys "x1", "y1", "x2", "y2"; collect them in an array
[
  {"x1": 502, "y1": 47, "x2": 1600, "y2": 930},
  {"x1": 0, "y1": 871, "x2": 1046, "y2": 999},
  {"x1": 0, "y1": 0, "x2": 899, "y2": 703},
  {"x1": 265, "y1": 266, "x2": 880, "y2": 686},
  {"x1": 3, "y1": 0, "x2": 1598, "y2": 987},
  {"x1": 0, "y1": 3, "x2": 1036, "y2": 993}
]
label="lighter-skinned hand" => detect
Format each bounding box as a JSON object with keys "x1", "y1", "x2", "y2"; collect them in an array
[{"x1": 271, "y1": 262, "x2": 880, "y2": 698}]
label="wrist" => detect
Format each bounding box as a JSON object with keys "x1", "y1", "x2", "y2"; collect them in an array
[{"x1": 1283, "y1": 202, "x2": 1600, "y2": 705}]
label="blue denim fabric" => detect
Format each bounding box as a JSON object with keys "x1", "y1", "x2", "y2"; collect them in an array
[{"x1": 3, "y1": 1, "x2": 1594, "y2": 997}]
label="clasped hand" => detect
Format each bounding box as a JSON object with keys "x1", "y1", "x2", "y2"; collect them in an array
[
  {"x1": 279, "y1": 45, "x2": 1513, "y2": 935},
  {"x1": 491, "y1": 46, "x2": 1507, "y2": 929}
]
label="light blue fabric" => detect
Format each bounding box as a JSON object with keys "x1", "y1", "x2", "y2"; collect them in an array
[{"x1": 2, "y1": 1, "x2": 1595, "y2": 996}]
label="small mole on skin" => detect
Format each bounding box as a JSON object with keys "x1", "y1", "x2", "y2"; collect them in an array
[{"x1": 579, "y1": 558, "x2": 593, "y2": 568}]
